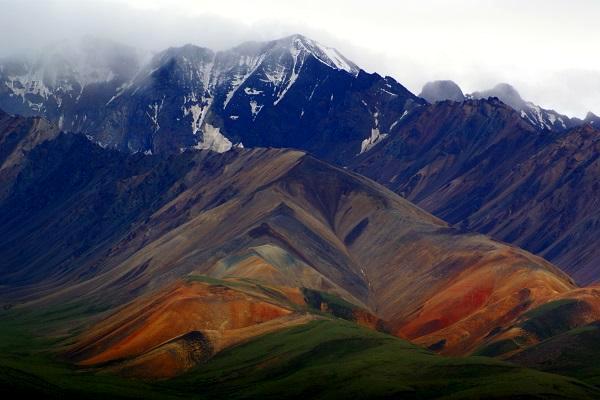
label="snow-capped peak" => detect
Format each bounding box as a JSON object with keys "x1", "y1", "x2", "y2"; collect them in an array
[
  {"x1": 0, "y1": 34, "x2": 369, "y2": 155},
  {"x1": 273, "y1": 34, "x2": 359, "y2": 76}
]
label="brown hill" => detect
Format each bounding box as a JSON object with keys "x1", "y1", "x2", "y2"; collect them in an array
[{"x1": 0, "y1": 128, "x2": 586, "y2": 373}]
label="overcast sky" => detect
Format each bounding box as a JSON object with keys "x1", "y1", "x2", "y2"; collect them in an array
[{"x1": 1, "y1": 0, "x2": 598, "y2": 117}]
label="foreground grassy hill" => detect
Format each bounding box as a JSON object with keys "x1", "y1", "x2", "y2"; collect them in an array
[{"x1": 1, "y1": 303, "x2": 599, "y2": 400}]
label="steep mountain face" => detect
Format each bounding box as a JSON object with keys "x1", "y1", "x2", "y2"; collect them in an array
[
  {"x1": 352, "y1": 99, "x2": 600, "y2": 284},
  {"x1": 419, "y1": 80, "x2": 465, "y2": 103},
  {"x1": 0, "y1": 35, "x2": 424, "y2": 160},
  {"x1": 471, "y1": 124, "x2": 600, "y2": 283},
  {"x1": 470, "y1": 83, "x2": 578, "y2": 131},
  {"x1": 0, "y1": 128, "x2": 585, "y2": 368},
  {"x1": 353, "y1": 98, "x2": 545, "y2": 204}
]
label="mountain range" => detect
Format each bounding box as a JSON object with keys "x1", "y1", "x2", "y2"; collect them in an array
[
  {"x1": 420, "y1": 80, "x2": 582, "y2": 132},
  {"x1": 2, "y1": 36, "x2": 598, "y2": 282},
  {"x1": 351, "y1": 98, "x2": 600, "y2": 284},
  {"x1": 0, "y1": 35, "x2": 423, "y2": 161},
  {"x1": 2, "y1": 37, "x2": 596, "y2": 156},
  {"x1": 1, "y1": 34, "x2": 599, "y2": 399}
]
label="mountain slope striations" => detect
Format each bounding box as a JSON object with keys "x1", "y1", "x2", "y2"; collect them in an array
[
  {"x1": 352, "y1": 99, "x2": 600, "y2": 283},
  {"x1": 0, "y1": 129, "x2": 580, "y2": 363}
]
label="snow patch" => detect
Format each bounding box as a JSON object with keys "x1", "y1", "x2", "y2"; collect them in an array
[
  {"x1": 360, "y1": 111, "x2": 389, "y2": 154},
  {"x1": 250, "y1": 100, "x2": 263, "y2": 119},
  {"x1": 380, "y1": 88, "x2": 397, "y2": 96},
  {"x1": 298, "y1": 37, "x2": 359, "y2": 76},
  {"x1": 360, "y1": 128, "x2": 388, "y2": 154},
  {"x1": 186, "y1": 104, "x2": 205, "y2": 135},
  {"x1": 308, "y1": 82, "x2": 319, "y2": 101},
  {"x1": 194, "y1": 123, "x2": 232, "y2": 153},
  {"x1": 389, "y1": 110, "x2": 408, "y2": 131},
  {"x1": 223, "y1": 54, "x2": 266, "y2": 108},
  {"x1": 146, "y1": 99, "x2": 164, "y2": 133},
  {"x1": 274, "y1": 41, "x2": 303, "y2": 106},
  {"x1": 263, "y1": 64, "x2": 286, "y2": 86},
  {"x1": 244, "y1": 87, "x2": 263, "y2": 95},
  {"x1": 182, "y1": 94, "x2": 213, "y2": 135},
  {"x1": 315, "y1": 44, "x2": 357, "y2": 74}
]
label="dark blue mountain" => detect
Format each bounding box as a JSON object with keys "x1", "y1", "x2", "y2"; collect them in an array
[{"x1": 0, "y1": 35, "x2": 424, "y2": 162}]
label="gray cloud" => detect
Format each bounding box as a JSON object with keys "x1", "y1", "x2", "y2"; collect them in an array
[{"x1": 0, "y1": 0, "x2": 597, "y2": 117}]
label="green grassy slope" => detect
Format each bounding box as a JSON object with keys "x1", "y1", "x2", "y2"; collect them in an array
[
  {"x1": 474, "y1": 298, "x2": 600, "y2": 363},
  {"x1": 167, "y1": 319, "x2": 598, "y2": 400},
  {"x1": 509, "y1": 322, "x2": 600, "y2": 387},
  {"x1": 1, "y1": 306, "x2": 598, "y2": 400},
  {"x1": 0, "y1": 306, "x2": 173, "y2": 399}
]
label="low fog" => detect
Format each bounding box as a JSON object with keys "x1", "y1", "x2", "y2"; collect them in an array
[{"x1": 0, "y1": 0, "x2": 598, "y2": 117}]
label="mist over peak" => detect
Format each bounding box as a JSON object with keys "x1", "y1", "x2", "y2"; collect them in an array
[
  {"x1": 0, "y1": 0, "x2": 598, "y2": 118},
  {"x1": 471, "y1": 83, "x2": 526, "y2": 110},
  {"x1": 419, "y1": 80, "x2": 465, "y2": 103}
]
